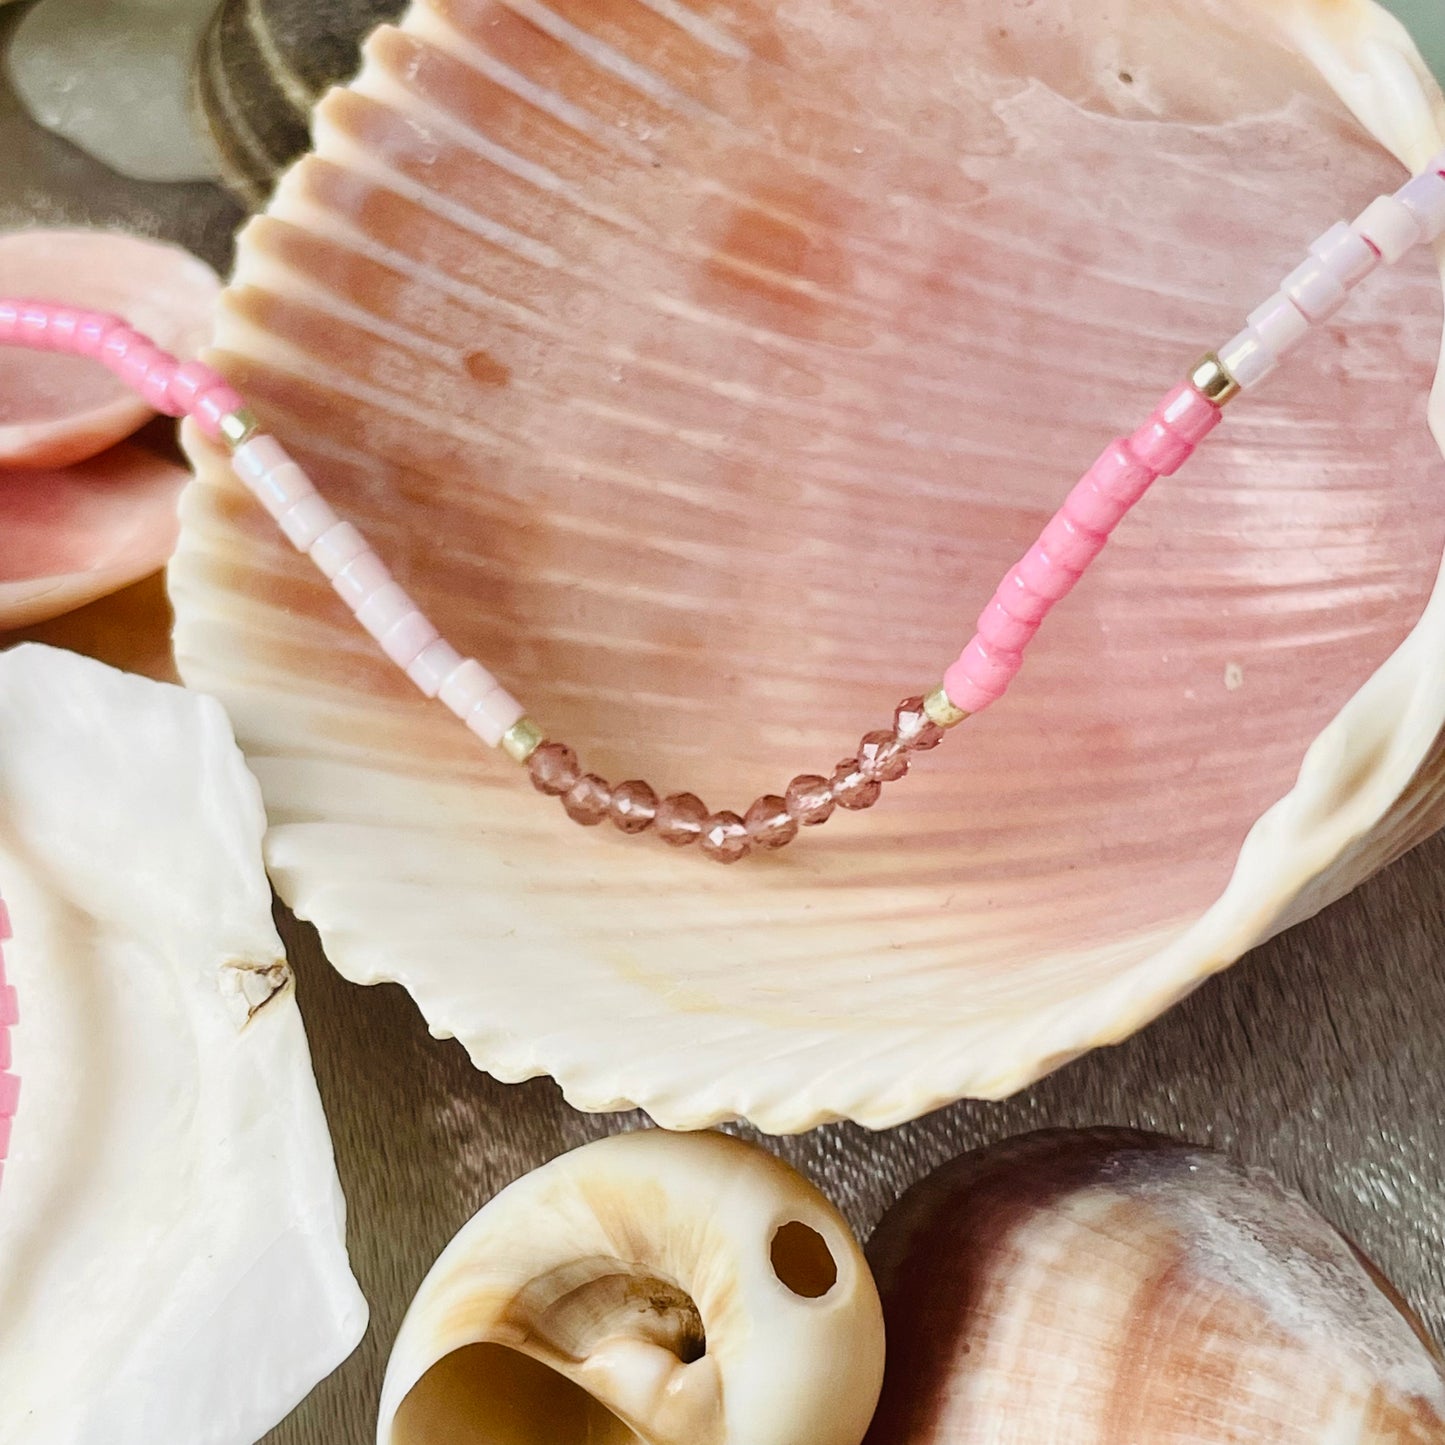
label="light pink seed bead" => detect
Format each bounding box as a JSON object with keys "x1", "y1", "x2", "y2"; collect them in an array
[
  {"x1": 280, "y1": 494, "x2": 338, "y2": 551},
  {"x1": 309, "y1": 521, "x2": 369, "y2": 578},
  {"x1": 233, "y1": 435, "x2": 291, "y2": 487},
  {"x1": 407, "y1": 639, "x2": 463, "y2": 698},
  {"x1": 381, "y1": 610, "x2": 440, "y2": 668},
  {"x1": 439, "y1": 658, "x2": 501, "y2": 719},
  {"x1": 332, "y1": 550, "x2": 391, "y2": 609},
  {"x1": 1309, "y1": 221, "x2": 1378, "y2": 288},
  {"x1": 356, "y1": 581, "x2": 413, "y2": 639},
  {"x1": 467, "y1": 687, "x2": 526, "y2": 747}
]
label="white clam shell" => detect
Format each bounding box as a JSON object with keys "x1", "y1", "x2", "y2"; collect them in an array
[
  {"x1": 0, "y1": 645, "x2": 367, "y2": 1445},
  {"x1": 173, "y1": 0, "x2": 1445, "y2": 1130},
  {"x1": 377, "y1": 1129, "x2": 884, "y2": 1445}
]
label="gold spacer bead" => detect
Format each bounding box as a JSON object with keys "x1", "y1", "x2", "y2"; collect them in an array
[
  {"x1": 501, "y1": 716, "x2": 545, "y2": 763},
  {"x1": 1189, "y1": 353, "x2": 1240, "y2": 407},
  {"x1": 923, "y1": 685, "x2": 968, "y2": 729},
  {"x1": 218, "y1": 407, "x2": 261, "y2": 451}
]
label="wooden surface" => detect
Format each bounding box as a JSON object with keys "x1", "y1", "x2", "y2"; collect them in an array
[{"x1": 2, "y1": 3, "x2": 1444, "y2": 1440}]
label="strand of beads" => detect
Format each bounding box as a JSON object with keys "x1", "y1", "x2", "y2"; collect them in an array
[
  {"x1": 3, "y1": 154, "x2": 1444, "y2": 861},
  {"x1": 0, "y1": 894, "x2": 17, "y2": 1189},
  {"x1": 933, "y1": 151, "x2": 1445, "y2": 722},
  {"x1": 523, "y1": 694, "x2": 946, "y2": 862}
]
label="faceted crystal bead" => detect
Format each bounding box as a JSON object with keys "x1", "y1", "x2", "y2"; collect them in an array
[
  {"x1": 785, "y1": 774, "x2": 836, "y2": 826},
  {"x1": 745, "y1": 794, "x2": 798, "y2": 850},
  {"x1": 894, "y1": 695, "x2": 944, "y2": 751},
  {"x1": 859, "y1": 729, "x2": 909, "y2": 783},
  {"x1": 656, "y1": 792, "x2": 708, "y2": 847},
  {"x1": 562, "y1": 773, "x2": 612, "y2": 825},
  {"x1": 610, "y1": 779, "x2": 659, "y2": 834},
  {"x1": 528, "y1": 741, "x2": 580, "y2": 796},
  {"x1": 832, "y1": 758, "x2": 882, "y2": 810},
  {"x1": 700, "y1": 811, "x2": 750, "y2": 863}
]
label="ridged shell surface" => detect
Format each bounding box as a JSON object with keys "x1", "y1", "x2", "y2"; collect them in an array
[{"x1": 173, "y1": 0, "x2": 1445, "y2": 1130}]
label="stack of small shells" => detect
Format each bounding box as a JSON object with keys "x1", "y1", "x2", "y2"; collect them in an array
[{"x1": 197, "y1": 0, "x2": 404, "y2": 207}]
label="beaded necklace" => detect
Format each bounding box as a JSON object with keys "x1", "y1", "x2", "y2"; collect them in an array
[{"x1": 4, "y1": 155, "x2": 1445, "y2": 870}]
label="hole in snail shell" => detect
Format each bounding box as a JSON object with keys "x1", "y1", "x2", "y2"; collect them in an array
[
  {"x1": 770, "y1": 1220, "x2": 838, "y2": 1299},
  {"x1": 394, "y1": 1342, "x2": 642, "y2": 1445}
]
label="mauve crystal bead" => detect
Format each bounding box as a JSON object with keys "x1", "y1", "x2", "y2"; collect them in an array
[
  {"x1": 745, "y1": 794, "x2": 798, "y2": 850},
  {"x1": 656, "y1": 792, "x2": 708, "y2": 847},
  {"x1": 832, "y1": 757, "x2": 882, "y2": 810},
  {"x1": 700, "y1": 811, "x2": 751, "y2": 863},
  {"x1": 528, "y1": 741, "x2": 580, "y2": 796},
  {"x1": 894, "y1": 695, "x2": 944, "y2": 751},
  {"x1": 562, "y1": 774, "x2": 612, "y2": 825},
  {"x1": 785, "y1": 774, "x2": 835, "y2": 826},
  {"x1": 859, "y1": 729, "x2": 909, "y2": 783},
  {"x1": 610, "y1": 779, "x2": 658, "y2": 834}
]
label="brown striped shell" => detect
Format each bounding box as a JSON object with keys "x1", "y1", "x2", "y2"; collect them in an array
[
  {"x1": 864, "y1": 1130, "x2": 1445, "y2": 1444},
  {"x1": 172, "y1": 0, "x2": 1445, "y2": 1130}
]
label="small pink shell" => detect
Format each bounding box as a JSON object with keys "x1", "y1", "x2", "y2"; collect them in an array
[{"x1": 0, "y1": 230, "x2": 219, "y2": 468}]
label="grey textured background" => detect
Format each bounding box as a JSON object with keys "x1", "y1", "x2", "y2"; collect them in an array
[{"x1": 2, "y1": 3, "x2": 1444, "y2": 1441}]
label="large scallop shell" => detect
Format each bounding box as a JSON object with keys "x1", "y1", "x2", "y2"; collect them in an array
[
  {"x1": 172, "y1": 0, "x2": 1445, "y2": 1131},
  {"x1": 863, "y1": 1129, "x2": 1445, "y2": 1442}
]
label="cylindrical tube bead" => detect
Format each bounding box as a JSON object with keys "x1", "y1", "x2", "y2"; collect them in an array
[
  {"x1": 1353, "y1": 194, "x2": 1422, "y2": 263},
  {"x1": 1246, "y1": 293, "x2": 1311, "y2": 357},
  {"x1": 440, "y1": 658, "x2": 502, "y2": 720},
  {"x1": 355, "y1": 581, "x2": 414, "y2": 637},
  {"x1": 380, "y1": 610, "x2": 440, "y2": 668},
  {"x1": 278, "y1": 494, "x2": 339, "y2": 551},
  {"x1": 309, "y1": 520, "x2": 369, "y2": 578},
  {"x1": 331, "y1": 550, "x2": 391, "y2": 609},
  {"x1": 466, "y1": 687, "x2": 527, "y2": 747},
  {"x1": 1395, "y1": 169, "x2": 1445, "y2": 242},
  {"x1": 407, "y1": 639, "x2": 464, "y2": 698},
  {"x1": 1308, "y1": 220, "x2": 1379, "y2": 287}
]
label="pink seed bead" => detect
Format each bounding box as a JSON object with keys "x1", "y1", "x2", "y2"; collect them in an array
[
  {"x1": 75, "y1": 312, "x2": 119, "y2": 357},
  {"x1": 45, "y1": 307, "x2": 81, "y2": 348},
  {"x1": 832, "y1": 757, "x2": 882, "y2": 810},
  {"x1": 0, "y1": 1072, "x2": 17, "y2": 1114},
  {"x1": 656, "y1": 792, "x2": 708, "y2": 846},
  {"x1": 1037, "y1": 511, "x2": 1107, "y2": 574},
  {"x1": 1157, "y1": 381, "x2": 1221, "y2": 445},
  {"x1": 976, "y1": 596, "x2": 1041, "y2": 654},
  {"x1": 944, "y1": 638, "x2": 1017, "y2": 714},
  {"x1": 700, "y1": 811, "x2": 750, "y2": 863},
  {"x1": 1127, "y1": 416, "x2": 1192, "y2": 476},
  {"x1": 528, "y1": 742, "x2": 581, "y2": 796},
  {"x1": 1016, "y1": 541, "x2": 1080, "y2": 603},
  {"x1": 786, "y1": 774, "x2": 836, "y2": 825},
  {"x1": 893, "y1": 696, "x2": 944, "y2": 752},
  {"x1": 18, "y1": 302, "x2": 53, "y2": 345},
  {"x1": 232, "y1": 435, "x2": 291, "y2": 487},
  {"x1": 118, "y1": 341, "x2": 163, "y2": 391},
  {"x1": 563, "y1": 774, "x2": 612, "y2": 826},
  {"x1": 354, "y1": 580, "x2": 413, "y2": 636},
  {"x1": 194, "y1": 384, "x2": 246, "y2": 440},
  {"x1": 859, "y1": 730, "x2": 909, "y2": 783},
  {"x1": 610, "y1": 779, "x2": 659, "y2": 834},
  {"x1": 141, "y1": 363, "x2": 181, "y2": 414},
  {"x1": 0, "y1": 984, "x2": 15, "y2": 1027},
  {"x1": 745, "y1": 794, "x2": 798, "y2": 849},
  {"x1": 167, "y1": 359, "x2": 221, "y2": 412}
]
